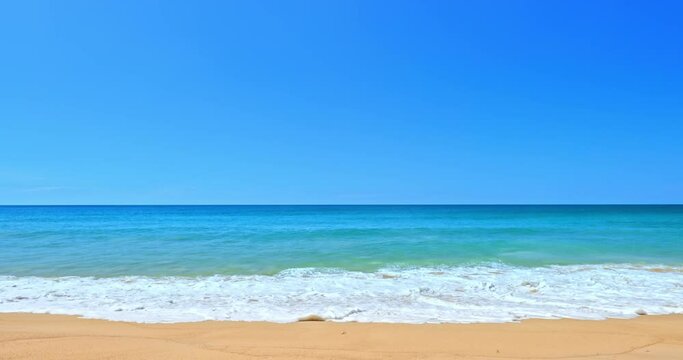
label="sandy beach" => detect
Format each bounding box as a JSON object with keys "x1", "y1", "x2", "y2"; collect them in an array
[{"x1": 1, "y1": 314, "x2": 682, "y2": 359}]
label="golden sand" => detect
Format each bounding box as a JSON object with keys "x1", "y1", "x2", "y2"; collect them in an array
[{"x1": 1, "y1": 313, "x2": 682, "y2": 359}]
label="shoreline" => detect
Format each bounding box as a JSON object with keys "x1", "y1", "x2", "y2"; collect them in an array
[
  {"x1": 2, "y1": 313, "x2": 683, "y2": 359},
  {"x1": 4, "y1": 263, "x2": 681, "y2": 323}
]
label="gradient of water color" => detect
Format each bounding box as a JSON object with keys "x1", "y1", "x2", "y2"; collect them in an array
[
  {"x1": 2, "y1": 205, "x2": 682, "y2": 276},
  {"x1": 1, "y1": 205, "x2": 682, "y2": 323}
]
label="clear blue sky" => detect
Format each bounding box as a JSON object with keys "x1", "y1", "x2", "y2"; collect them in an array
[{"x1": 1, "y1": 1, "x2": 682, "y2": 204}]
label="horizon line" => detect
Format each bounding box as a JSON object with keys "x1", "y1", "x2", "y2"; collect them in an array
[{"x1": 1, "y1": 204, "x2": 682, "y2": 207}]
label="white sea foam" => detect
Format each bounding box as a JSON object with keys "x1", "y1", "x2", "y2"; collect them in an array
[{"x1": 1, "y1": 264, "x2": 682, "y2": 323}]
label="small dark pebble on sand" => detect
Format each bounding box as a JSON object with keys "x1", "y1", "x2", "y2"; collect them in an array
[{"x1": 298, "y1": 314, "x2": 325, "y2": 321}]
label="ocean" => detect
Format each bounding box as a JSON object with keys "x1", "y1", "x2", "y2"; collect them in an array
[{"x1": 1, "y1": 205, "x2": 682, "y2": 323}]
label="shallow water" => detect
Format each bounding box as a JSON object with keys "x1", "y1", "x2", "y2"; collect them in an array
[{"x1": 1, "y1": 205, "x2": 682, "y2": 322}]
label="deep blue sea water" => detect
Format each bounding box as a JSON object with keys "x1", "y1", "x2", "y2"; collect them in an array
[{"x1": 1, "y1": 205, "x2": 682, "y2": 323}]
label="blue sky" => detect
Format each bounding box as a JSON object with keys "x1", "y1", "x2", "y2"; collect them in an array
[{"x1": 1, "y1": 1, "x2": 682, "y2": 204}]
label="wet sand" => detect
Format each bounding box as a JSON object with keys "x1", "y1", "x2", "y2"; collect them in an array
[{"x1": 1, "y1": 313, "x2": 682, "y2": 359}]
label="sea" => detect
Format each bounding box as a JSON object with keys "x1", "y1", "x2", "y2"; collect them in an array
[{"x1": 1, "y1": 205, "x2": 682, "y2": 323}]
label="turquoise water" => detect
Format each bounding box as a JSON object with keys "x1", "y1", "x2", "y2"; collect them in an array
[
  {"x1": 1, "y1": 205, "x2": 683, "y2": 323},
  {"x1": 1, "y1": 205, "x2": 682, "y2": 276}
]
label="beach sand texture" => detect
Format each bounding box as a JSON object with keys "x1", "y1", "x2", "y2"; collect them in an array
[{"x1": 1, "y1": 314, "x2": 682, "y2": 359}]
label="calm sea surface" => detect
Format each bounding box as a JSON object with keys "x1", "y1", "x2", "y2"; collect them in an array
[{"x1": 1, "y1": 205, "x2": 682, "y2": 276}]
